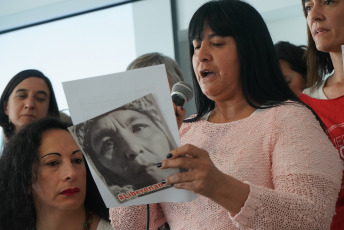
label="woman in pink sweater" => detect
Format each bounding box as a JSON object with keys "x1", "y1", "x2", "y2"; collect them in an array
[{"x1": 110, "y1": 0, "x2": 342, "y2": 229}]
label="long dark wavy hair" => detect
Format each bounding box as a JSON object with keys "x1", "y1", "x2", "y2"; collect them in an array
[
  {"x1": 0, "y1": 69, "x2": 60, "y2": 139},
  {"x1": 0, "y1": 117, "x2": 109, "y2": 230},
  {"x1": 186, "y1": 0, "x2": 300, "y2": 122}
]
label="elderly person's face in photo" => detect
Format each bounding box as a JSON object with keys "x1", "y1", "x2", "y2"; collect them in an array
[{"x1": 90, "y1": 109, "x2": 171, "y2": 181}]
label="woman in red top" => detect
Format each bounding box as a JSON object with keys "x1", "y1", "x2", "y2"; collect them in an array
[{"x1": 299, "y1": 0, "x2": 344, "y2": 229}]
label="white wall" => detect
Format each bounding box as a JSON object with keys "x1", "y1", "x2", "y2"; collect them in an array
[
  {"x1": 175, "y1": 0, "x2": 307, "y2": 45},
  {"x1": 0, "y1": 4, "x2": 137, "y2": 112},
  {"x1": 0, "y1": 0, "x2": 175, "y2": 151},
  {"x1": 0, "y1": 0, "x2": 174, "y2": 113},
  {"x1": 0, "y1": 0, "x2": 127, "y2": 33},
  {"x1": 268, "y1": 16, "x2": 307, "y2": 45},
  {"x1": 0, "y1": 0, "x2": 309, "y2": 57},
  {"x1": 132, "y1": 0, "x2": 174, "y2": 58},
  {"x1": 175, "y1": 0, "x2": 207, "y2": 31}
]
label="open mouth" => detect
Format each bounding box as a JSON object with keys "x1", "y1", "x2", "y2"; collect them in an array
[
  {"x1": 314, "y1": 28, "x2": 327, "y2": 35},
  {"x1": 316, "y1": 29, "x2": 324, "y2": 34},
  {"x1": 201, "y1": 70, "x2": 214, "y2": 78}
]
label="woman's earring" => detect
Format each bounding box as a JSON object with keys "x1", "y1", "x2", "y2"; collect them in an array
[{"x1": 8, "y1": 118, "x2": 11, "y2": 124}]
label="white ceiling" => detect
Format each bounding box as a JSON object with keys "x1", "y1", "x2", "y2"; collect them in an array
[
  {"x1": 248, "y1": 0, "x2": 304, "y2": 22},
  {"x1": 0, "y1": 0, "x2": 128, "y2": 33}
]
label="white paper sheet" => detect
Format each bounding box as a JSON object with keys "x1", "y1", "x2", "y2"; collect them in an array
[{"x1": 62, "y1": 65, "x2": 196, "y2": 207}]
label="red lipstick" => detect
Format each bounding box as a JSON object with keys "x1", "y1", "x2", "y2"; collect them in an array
[{"x1": 60, "y1": 187, "x2": 80, "y2": 196}]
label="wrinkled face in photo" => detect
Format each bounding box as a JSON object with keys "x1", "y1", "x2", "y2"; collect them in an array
[{"x1": 90, "y1": 109, "x2": 171, "y2": 178}]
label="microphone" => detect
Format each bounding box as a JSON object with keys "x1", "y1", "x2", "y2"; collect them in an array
[{"x1": 171, "y1": 81, "x2": 193, "y2": 106}]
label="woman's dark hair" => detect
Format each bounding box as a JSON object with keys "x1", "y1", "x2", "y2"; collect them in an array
[
  {"x1": 301, "y1": 0, "x2": 333, "y2": 88},
  {"x1": 0, "y1": 117, "x2": 109, "y2": 230},
  {"x1": 187, "y1": 0, "x2": 299, "y2": 121},
  {"x1": 0, "y1": 69, "x2": 60, "y2": 139},
  {"x1": 275, "y1": 41, "x2": 307, "y2": 80}
]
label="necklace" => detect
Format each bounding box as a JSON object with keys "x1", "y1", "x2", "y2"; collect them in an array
[
  {"x1": 83, "y1": 211, "x2": 94, "y2": 230},
  {"x1": 31, "y1": 211, "x2": 93, "y2": 230}
]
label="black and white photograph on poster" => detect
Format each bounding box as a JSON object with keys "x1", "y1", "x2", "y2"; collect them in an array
[{"x1": 69, "y1": 93, "x2": 179, "y2": 203}]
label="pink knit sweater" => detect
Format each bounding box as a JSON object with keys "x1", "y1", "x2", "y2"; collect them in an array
[{"x1": 110, "y1": 103, "x2": 342, "y2": 229}]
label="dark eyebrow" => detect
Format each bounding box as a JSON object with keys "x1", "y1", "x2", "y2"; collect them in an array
[
  {"x1": 35, "y1": 90, "x2": 48, "y2": 97},
  {"x1": 14, "y1": 88, "x2": 28, "y2": 94},
  {"x1": 41, "y1": 150, "x2": 81, "y2": 158},
  {"x1": 72, "y1": 150, "x2": 82, "y2": 155},
  {"x1": 41, "y1": 152, "x2": 61, "y2": 158},
  {"x1": 15, "y1": 88, "x2": 48, "y2": 97},
  {"x1": 208, "y1": 33, "x2": 220, "y2": 39},
  {"x1": 193, "y1": 33, "x2": 220, "y2": 42}
]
